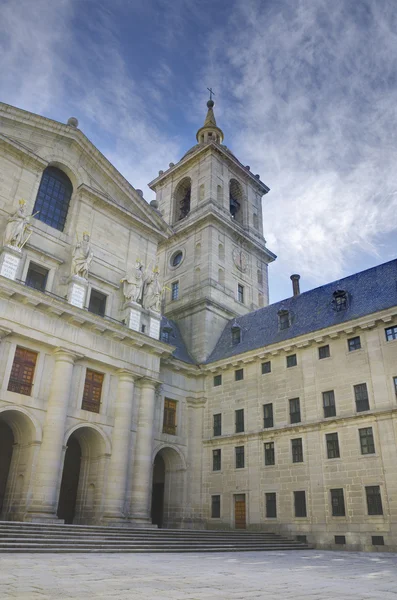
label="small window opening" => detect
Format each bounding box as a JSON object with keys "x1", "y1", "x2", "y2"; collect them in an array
[
  {"x1": 231, "y1": 324, "x2": 241, "y2": 346},
  {"x1": 278, "y1": 309, "x2": 290, "y2": 330},
  {"x1": 26, "y1": 262, "x2": 49, "y2": 292},
  {"x1": 332, "y1": 289, "x2": 348, "y2": 312},
  {"x1": 88, "y1": 289, "x2": 107, "y2": 317}
]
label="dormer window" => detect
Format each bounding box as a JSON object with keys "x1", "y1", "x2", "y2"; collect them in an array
[
  {"x1": 332, "y1": 290, "x2": 348, "y2": 312},
  {"x1": 231, "y1": 324, "x2": 241, "y2": 346},
  {"x1": 161, "y1": 327, "x2": 173, "y2": 343},
  {"x1": 278, "y1": 309, "x2": 290, "y2": 330}
]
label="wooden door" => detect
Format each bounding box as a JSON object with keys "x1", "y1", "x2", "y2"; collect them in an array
[{"x1": 234, "y1": 494, "x2": 246, "y2": 529}]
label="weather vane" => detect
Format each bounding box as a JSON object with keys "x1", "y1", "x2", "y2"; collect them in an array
[{"x1": 207, "y1": 87, "x2": 215, "y2": 101}]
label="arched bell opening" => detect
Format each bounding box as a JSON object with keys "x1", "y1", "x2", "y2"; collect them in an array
[
  {"x1": 151, "y1": 446, "x2": 186, "y2": 528},
  {"x1": 57, "y1": 425, "x2": 107, "y2": 524},
  {"x1": 229, "y1": 179, "x2": 244, "y2": 224},
  {"x1": 173, "y1": 177, "x2": 192, "y2": 222}
]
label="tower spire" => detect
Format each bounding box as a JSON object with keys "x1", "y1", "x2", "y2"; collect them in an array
[{"x1": 196, "y1": 91, "x2": 224, "y2": 144}]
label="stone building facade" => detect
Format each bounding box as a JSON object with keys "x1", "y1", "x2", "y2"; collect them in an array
[{"x1": 0, "y1": 100, "x2": 396, "y2": 551}]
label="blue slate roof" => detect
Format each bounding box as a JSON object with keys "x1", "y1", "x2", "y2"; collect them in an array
[
  {"x1": 207, "y1": 259, "x2": 397, "y2": 364},
  {"x1": 160, "y1": 317, "x2": 195, "y2": 364}
]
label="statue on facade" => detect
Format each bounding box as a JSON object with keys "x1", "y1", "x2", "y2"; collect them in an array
[
  {"x1": 142, "y1": 267, "x2": 162, "y2": 313},
  {"x1": 3, "y1": 199, "x2": 35, "y2": 249},
  {"x1": 71, "y1": 232, "x2": 94, "y2": 279},
  {"x1": 121, "y1": 259, "x2": 144, "y2": 303}
]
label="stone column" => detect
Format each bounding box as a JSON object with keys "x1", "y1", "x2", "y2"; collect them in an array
[
  {"x1": 26, "y1": 348, "x2": 78, "y2": 522},
  {"x1": 129, "y1": 378, "x2": 157, "y2": 526},
  {"x1": 186, "y1": 397, "x2": 206, "y2": 528},
  {"x1": 102, "y1": 369, "x2": 135, "y2": 524}
]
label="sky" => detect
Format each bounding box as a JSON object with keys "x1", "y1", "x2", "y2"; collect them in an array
[{"x1": 1, "y1": 0, "x2": 397, "y2": 302}]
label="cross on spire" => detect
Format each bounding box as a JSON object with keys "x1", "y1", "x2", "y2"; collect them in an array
[{"x1": 207, "y1": 87, "x2": 215, "y2": 101}]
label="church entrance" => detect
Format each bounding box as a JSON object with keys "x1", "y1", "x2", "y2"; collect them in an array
[
  {"x1": 151, "y1": 447, "x2": 186, "y2": 528},
  {"x1": 0, "y1": 422, "x2": 14, "y2": 516},
  {"x1": 57, "y1": 435, "x2": 81, "y2": 524}
]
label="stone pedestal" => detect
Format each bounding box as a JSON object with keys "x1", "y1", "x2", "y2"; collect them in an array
[
  {"x1": 67, "y1": 275, "x2": 88, "y2": 309},
  {"x1": 149, "y1": 311, "x2": 161, "y2": 339},
  {"x1": 124, "y1": 301, "x2": 142, "y2": 332},
  {"x1": 0, "y1": 245, "x2": 22, "y2": 280}
]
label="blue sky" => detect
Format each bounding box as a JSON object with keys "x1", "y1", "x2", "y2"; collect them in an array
[{"x1": 1, "y1": 0, "x2": 397, "y2": 302}]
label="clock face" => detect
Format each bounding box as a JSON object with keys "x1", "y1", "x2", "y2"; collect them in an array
[{"x1": 233, "y1": 248, "x2": 249, "y2": 272}]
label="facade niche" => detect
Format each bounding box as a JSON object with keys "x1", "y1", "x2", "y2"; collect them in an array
[
  {"x1": 229, "y1": 179, "x2": 244, "y2": 224},
  {"x1": 174, "y1": 177, "x2": 191, "y2": 222}
]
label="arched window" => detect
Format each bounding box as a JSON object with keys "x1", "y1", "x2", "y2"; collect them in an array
[
  {"x1": 33, "y1": 166, "x2": 73, "y2": 231},
  {"x1": 218, "y1": 268, "x2": 225, "y2": 286},
  {"x1": 229, "y1": 179, "x2": 244, "y2": 224},
  {"x1": 218, "y1": 243, "x2": 225, "y2": 261},
  {"x1": 174, "y1": 177, "x2": 191, "y2": 222}
]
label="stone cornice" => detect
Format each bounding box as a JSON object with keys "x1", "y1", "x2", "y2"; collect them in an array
[
  {"x1": 204, "y1": 308, "x2": 397, "y2": 372},
  {"x1": 203, "y1": 406, "x2": 397, "y2": 446},
  {"x1": 0, "y1": 132, "x2": 47, "y2": 169}
]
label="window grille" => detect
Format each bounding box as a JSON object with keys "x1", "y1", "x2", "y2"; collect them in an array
[
  {"x1": 359, "y1": 427, "x2": 375, "y2": 454},
  {"x1": 171, "y1": 281, "x2": 179, "y2": 300},
  {"x1": 330, "y1": 488, "x2": 345, "y2": 516},
  {"x1": 385, "y1": 326, "x2": 397, "y2": 341},
  {"x1": 235, "y1": 446, "x2": 245, "y2": 468},
  {"x1": 212, "y1": 449, "x2": 221, "y2": 471},
  {"x1": 354, "y1": 383, "x2": 369, "y2": 412},
  {"x1": 323, "y1": 390, "x2": 336, "y2": 418},
  {"x1": 33, "y1": 166, "x2": 73, "y2": 231},
  {"x1": 291, "y1": 438, "x2": 303, "y2": 463},
  {"x1": 289, "y1": 398, "x2": 301, "y2": 424},
  {"x1": 162, "y1": 398, "x2": 177, "y2": 435},
  {"x1": 213, "y1": 413, "x2": 222, "y2": 436},
  {"x1": 264, "y1": 442, "x2": 275, "y2": 466},
  {"x1": 7, "y1": 346, "x2": 38, "y2": 396},
  {"x1": 82, "y1": 369, "x2": 104, "y2": 413},
  {"x1": 366, "y1": 486, "x2": 383, "y2": 515},
  {"x1": 263, "y1": 403, "x2": 274, "y2": 428},
  {"x1": 326, "y1": 433, "x2": 340, "y2": 459}
]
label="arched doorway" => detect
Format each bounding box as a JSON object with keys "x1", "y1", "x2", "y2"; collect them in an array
[
  {"x1": 0, "y1": 422, "x2": 14, "y2": 515},
  {"x1": 151, "y1": 446, "x2": 186, "y2": 528},
  {"x1": 0, "y1": 408, "x2": 39, "y2": 521},
  {"x1": 57, "y1": 426, "x2": 108, "y2": 525}
]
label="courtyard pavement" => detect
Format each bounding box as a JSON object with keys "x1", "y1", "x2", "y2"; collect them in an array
[{"x1": 0, "y1": 550, "x2": 396, "y2": 599}]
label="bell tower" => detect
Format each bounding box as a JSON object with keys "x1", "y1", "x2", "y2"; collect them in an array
[{"x1": 149, "y1": 97, "x2": 276, "y2": 362}]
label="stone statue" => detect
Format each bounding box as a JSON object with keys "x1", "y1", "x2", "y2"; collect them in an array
[
  {"x1": 121, "y1": 259, "x2": 144, "y2": 303},
  {"x1": 3, "y1": 200, "x2": 35, "y2": 249},
  {"x1": 143, "y1": 268, "x2": 162, "y2": 313},
  {"x1": 71, "y1": 232, "x2": 94, "y2": 279}
]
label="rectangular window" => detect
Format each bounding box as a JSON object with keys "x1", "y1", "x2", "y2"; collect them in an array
[
  {"x1": 289, "y1": 398, "x2": 301, "y2": 424},
  {"x1": 162, "y1": 398, "x2": 177, "y2": 435},
  {"x1": 237, "y1": 284, "x2": 244, "y2": 303},
  {"x1": 264, "y1": 442, "x2": 275, "y2": 466},
  {"x1": 330, "y1": 488, "x2": 345, "y2": 517},
  {"x1": 279, "y1": 311, "x2": 290, "y2": 330},
  {"x1": 291, "y1": 438, "x2": 303, "y2": 463},
  {"x1": 265, "y1": 492, "x2": 277, "y2": 518},
  {"x1": 318, "y1": 344, "x2": 330, "y2": 359},
  {"x1": 263, "y1": 403, "x2": 274, "y2": 428},
  {"x1": 366, "y1": 486, "x2": 383, "y2": 515},
  {"x1": 212, "y1": 449, "x2": 221, "y2": 471},
  {"x1": 25, "y1": 262, "x2": 49, "y2": 292},
  {"x1": 286, "y1": 354, "x2": 297, "y2": 368},
  {"x1": 82, "y1": 369, "x2": 104, "y2": 413},
  {"x1": 323, "y1": 390, "x2": 336, "y2": 418},
  {"x1": 7, "y1": 346, "x2": 38, "y2": 396},
  {"x1": 385, "y1": 326, "x2": 397, "y2": 341},
  {"x1": 171, "y1": 281, "x2": 179, "y2": 301},
  {"x1": 372, "y1": 535, "x2": 384, "y2": 546},
  {"x1": 359, "y1": 427, "x2": 375, "y2": 455},
  {"x1": 213, "y1": 374, "x2": 222, "y2": 387},
  {"x1": 326, "y1": 432, "x2": 340, "y2": 459},
  {"x1": 211, "y1": 495, "x2": 220, "y2": 518},
  {"x1": 235, "y1": 409, "x2": 244, "y2": 433},
  {"x1": 235, "y1": 368, "x2": 244, "y2": 381},
  {"x1": 294, "y1": 491, "x2": 307, "y2": 517},
  {"x1": 88, "y1": 289, "x2": 107, "y2": 317},
  {"x1": 393, "y1": 376, "x2": 397, "y2": 396},
  {"x1": 261, "y1": 360, "x2": 271, "y2": 374},
  {"x1": 235, "y1": 446, "x2": 245, "y2": 469},
  {"x1": 213, "y1": 413, "x2": 222, "y2": 437},
  {"x1": 232, "y1": 328, "x2": 241, "y2": 345},
  {"x1": 348, "y1": 336, "x2": 361, "y2": 351},
  {"x1": 335, "y1": 535, "x2": 346, "y2": 545},
  {"x1": 354, "y1": 383, "x2": 370, "y2": 412}
]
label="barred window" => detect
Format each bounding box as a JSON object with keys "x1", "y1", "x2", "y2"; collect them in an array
[
  {"x1": 265, "y1": 492, "x2": 277, "y2": 518},
  {"x1": 33, "y1": 166, "x2": 73, "y2": 231},
  {"x1": 354, "y1": 383, "x2": 369, "y2": 412},
  {"x1": 348, "y1": 336, "x2": 361, "y2": 351},
  {"x1": 235, "y1": 409, "x2": 244, "y2": 433},
  {"x1": 263, "y1": 403, "x2": 274, "y2": 428},
  {"x1": 326, "y1": 433, "x2": 340, "y2": 459},
  {"x1": 294, "y1": 491, "x2": 307, "y2": 517},
  {"x1": 291, "y1": 438, "x2": 303, "y2": 463},
  {"x1": 359, "y1": 427, "x2": 375, "y2": 454},
  {"x1": 264, "y1": 442, "x2": 275, "y2": 466},
  {"x1": 365, "y1": 486, "x2": 383, "y2": 515},
  {"x1": 330, "y1": 488, "x2": 345, "y2": 517},
  {"x1": 7, "y1": 346, "x2": 38, "y2": 396},
  {"x1": 211, "y1": 495, "x2": 220, "y2": 518},
  {"x1": 213, "y1": 413, "x2": 222, "y2": 437},
  {"x1": 261, "y1": 360, "x2": 271, "y2": 374},
  {"x1": 385, "y1": 326, "x2": 397, "y2": 341},
  {"x1": 235, "y1": 446, "x2": 245, "y2": 469},
  {"x1": 171, "y1": 281, "x2": 179, "y2": 301},
  {"x1": 289, "y1": 398, "x2": 301, "y2": 424},
  {"x1": 323, "y1": 390, "x2": 336, "y2": 418},
  {"x1": 162, "y1": 398, "x2": 177, "y2": 435},
  {"x1": 82, "y1": 369, "x2": 104, "y2": 413},
  {"x1": 212, "y1": 449, "x2": 221, "y2": 471},
  {"x1": 318, "y1": 345, "x2": 330, "y2": 359}
]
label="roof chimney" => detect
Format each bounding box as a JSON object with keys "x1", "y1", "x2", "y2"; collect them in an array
[{"x1": 290, "y1": 274, "x2": 301, "y2": 296}]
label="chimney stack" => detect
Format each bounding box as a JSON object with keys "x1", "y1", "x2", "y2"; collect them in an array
[{"x1": 290, "y1": 274, "x2": 301, "y2": 297}]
